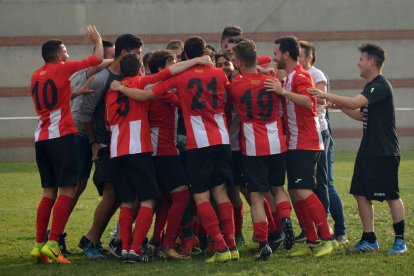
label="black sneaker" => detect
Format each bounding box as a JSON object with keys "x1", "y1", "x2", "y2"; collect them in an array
[
  {"x1": 79, "y1": 235, "x2": 91, "y2": 250},
  {"x1": 128, "y1": 250, "x2": 151, "y2": 263},
  {"x1": 294, "y1": 230, "x2": 307, "y2": 243},
  {"x1": 256, "y1": 242, "x2": 272, "y2": 261},
  {"x1": 106, "y1": 236, "x2": 122, "y2": 258},
  {"x1": 268, "y1": 231, "x2": 283, "y2": 252},
  {"x1": 282, "y1": 217, "x2": 295, "y2": 250},
  {"x1": 59, "y1": 232, "x2": 72, "y2": 256}
]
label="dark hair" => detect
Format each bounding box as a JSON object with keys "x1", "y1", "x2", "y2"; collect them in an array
[
  {"x1": 184, "y1": 36, "x2": 206, "y2": 59},
  {"x1": 114, "y1": 34, "x2": 143, "y2": 58},
  {"x1": 274, "y1": 36, "x2": 300, "y2": 61},
  {"x1": 120, "y1": 53, "x2": 142, "y2": 77},
  {"x1": 233, "y1": 40, "x2": 257, "y2": 68},
  {"x1": 228, "y1": 37, "x2": 246, "y2": 45},
  {"x1": 221, "y1": 26, "x2": 243, "y2": 41},
  {"x1": 93, "y1": 40, "x2": 114, "y2": 58},
  {"x1": 215, "y1": 51, "x2": 232, "y2": 63},
  {"x1": 299, "y1": 40, "x2": 317, "y2": 65},
  {"x1": 358, "y1": 43, "x2": 386, "y2": 69},
  {"x1": 41, "y1": 39, "x2": 63, "y2": 62},
  {"x1": 166, "y1": 40, "x2": 184, "y2": 50},
  {"x1": 206, "y1": 44, "x2": 217, "y2": 54},
  {"x1": 142, "y1": 51, "x2": 154, "y2": 68},
  {"x1": 180, "y1": 50, "x2": 187, "y2": 61},
  {"x1": 148, "y1": 50, "x2": 175, "y2": 74}
]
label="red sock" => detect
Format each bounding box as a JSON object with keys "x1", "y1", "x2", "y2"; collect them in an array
[
  {"x1": 264, "y1": 198, "x2": 278, "y2": 233},
  {"x1": 293, "y1": 199, "x2": 317, "y2": 243},
  {"x1": 197, "y1": 201, "x2": 226, "y2": 252},
  {"x1": 49, "y1": 195, "x2": 72, "y2": 242},
  {"x1": 233, "y1": 204, "x2": 244, "y2": 236},
  {"x1": 217, "y1": 201, "x2": 236, "y2": 249},
  {"x1": 132, "y1": 206, "x2": 153, "y2": 254},
  {"x1": 36, "y1": 197, "x2": 55, "y2": 243},
  {"x1": 305, "y1": 193, "x2": 332, "y2": 240},
  {"x1": 119, "y1": 207, "x2": 133, "y2": 251},
  {"x1": 162, "y1": 190, "x2": 190, "y2": 249},
  {"x1": 253, "y1": 221, "x2": 268, "y2": 243},
  {"x1": 152, "y1": 195, "x2": 171, "y2": 244},
  {"x1": 275, "y1": 201, "x2": 291, "y2": 233}
]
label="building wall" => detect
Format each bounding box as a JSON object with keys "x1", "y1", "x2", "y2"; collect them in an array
[{"x1": 1, "y1": 0, "x2": 413, "y2": 161}]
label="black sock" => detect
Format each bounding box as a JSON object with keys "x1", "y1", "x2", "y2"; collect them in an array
[
  {"x1": 393, "y1": 220, "x2": 405, "y2": 241},
  {"x1": 361, "y1": 232, "x2": 377, "y2": 243}
]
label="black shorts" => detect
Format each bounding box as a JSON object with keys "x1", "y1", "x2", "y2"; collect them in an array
[
  {"x1": 186, "y1": 145, "x2": 233, "y2": 194},
  {"x1": 111, "y1": 153, "x2": 161, "y2": 202},
  {"x1": 350, "y1": 155, "x2": 400, "y2": 201},
  {"x1": 74, "y1": 134, "x2": 92, "y2": 180},
  {"x1": 232, "y1": 150, "x2": 245, "y2": 186},
  {"x1": 153, "y1": 155, "x2": 187, "y2": 193},
  {"x1": 286, "y1": 150, "x2": 321, "y2": 190},
  {"x1": 35, "y1": 134, "x2": 77, "y2": 188},
  {"x1": 243, "y1": 153, "x2": 286, "y2": 193},
  {"x1": 93, "y1": 147, "x2": 113, "y2": 196}
]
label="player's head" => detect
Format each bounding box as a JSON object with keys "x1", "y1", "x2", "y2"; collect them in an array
[
  {"x1": 41, "y1": 39, "x2": 69, "y2": 63},
  {"x1": 142, "y1": 51, "x2": 154, "y2": 75},
  {"x1": 215, "y1": 51, "x2": 234, "y2": 76},
  {"x1": 298, "y1": 40, "x2": 316, "y2": 69},
  {"x1": 166, "y1": 40, "x2": 184, "y2": 61},
  {"x1": 148, "y1": 50, "x2": 176, "y2": 74},
  {"x1": 103, "y1": 40, "x2": 115, "y2": 59},
  {"x1": 221, "y1": 25, "x2": 243, "y2": 51},
  {"x1": 233, "y1": 39, "x2": 257, "y2": 71},
  {"x1": 184, "y1": 36, "x2": 206, "y2": 59},
  {"x1": 358, "y1": 43, "x2": 385, "y2": 78},
  {"x1": 120, "y1": 53, "x2": 143, "y2": 77},
  {"x1": 227, "y1": 37, "x2": 247, "y2": 66},
  {"x1": 273, "y1": 36, "x2": 300, "y2": 69},
  {"x1": 114, "y1": 34, "x2": 144, "y2": 59}
]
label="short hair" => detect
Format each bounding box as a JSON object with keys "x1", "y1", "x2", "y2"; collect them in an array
[
  {"x1": 184, "y1": 36, "x2": 206, "y2": 59},
  {"x1": 166, "y1": 40, "x2": 184, "y2": 50},
  {"x1": 299, "y1": 40, "x2": 317, "y2": 65},
  {"x1": 120, "y1": 53, "x2": 142, "y2": 77},
  {"x1": 206, "y1": 44, "x2": 217, "y2": 54},
  {"x1": 221, "y1": 26, "x2": 243, "y2": 41},
  {"x1": 274, "y1": 36, "x2": 300, "y2": 61},
  {"x1": 233, "y1": 39, "x2": 257, "y2": 68},
  {"x1": 228, "y1": 37, "x2": 246, "y2": 45},
  {"x1": 142, "y1": 51, "x2": 154, "y2": 68},
  {"x1": 93, "y1": 40, "x2": 114, "y2": 58},
  {"x1": 215, "y1": 51, "x2": 232, "y2": 63},
  {"x1": 41, "y1": 39, "x2": 63, "y2": 63},
  {"x1": 114, "y1": 34, "x2": 144, "y2": 58},
  {"x1": 358, "y1": 43, "x2": 386, "y2": 69},
  {"x1": 148, "y1": 50, "x2": 175, "y2": 74}
]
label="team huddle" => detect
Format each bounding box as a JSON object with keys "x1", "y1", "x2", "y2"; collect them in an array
[{"x1": 29, "y1": 25, "x2": 407, "y2": 265}]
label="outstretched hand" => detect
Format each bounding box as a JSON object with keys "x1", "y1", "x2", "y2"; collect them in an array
[
  {"x1": 86, "y1": 25, "x2": 102, "y2": 44},
  {"x1": 308, "y1": 87, "x2": 327, "y2": 99}
]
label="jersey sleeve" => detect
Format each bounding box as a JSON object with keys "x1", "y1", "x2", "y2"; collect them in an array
[
  {"x1": 361, "y1": 82, "x2": 389, "y2": 105},
  {"x1": 62, "y1": 56, "x2": 101, "y2": 77},
  {"x1": 312, "y1": 69, "x2": 327, "y2": 84},
  {"x1": 294, "y1": 73, "x2": 313, "y2": 97},
  {"x1": 151, "y1": 76, "x2": 177, "y2": 98},
  {"x1": 140, "y1": 68, "x2": 172, "y2": 88}
]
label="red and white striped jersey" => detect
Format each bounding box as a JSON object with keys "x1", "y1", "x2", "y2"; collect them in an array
[
  {"x1": 148, "y1": 86, "x2": 180, "y2": 156},
  {"x1": 105, "y1": 68, "x2": 172, "y2": 158},
  {"x1": 152, "y1": 65, "x2": 230, "y2": 150},
  {"x1": 283, "y1": 64, "x2": 324, "y2": 150},
  {"x1": 30, "y1": 56, "x2": 101, "y2": 142},
  {"x1": 229, "y1": 72, "x2": 286, "y2": 156}
]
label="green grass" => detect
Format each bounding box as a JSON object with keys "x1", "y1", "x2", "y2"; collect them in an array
[{"x1": 0, "y1": 152, "x2": 413, "y2": 275}]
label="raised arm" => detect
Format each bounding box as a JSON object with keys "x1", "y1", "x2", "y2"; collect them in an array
[
  {"x1": 86, "y1": 25, "x2": 103, "y2": 62},
  {"x1": 169, "y1": 55, "x2": 213, "y2": 75}
]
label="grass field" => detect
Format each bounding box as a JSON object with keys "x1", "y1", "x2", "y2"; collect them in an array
[{"x1": 0, "y1": 151, "x2": 413, "y2": 275}]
